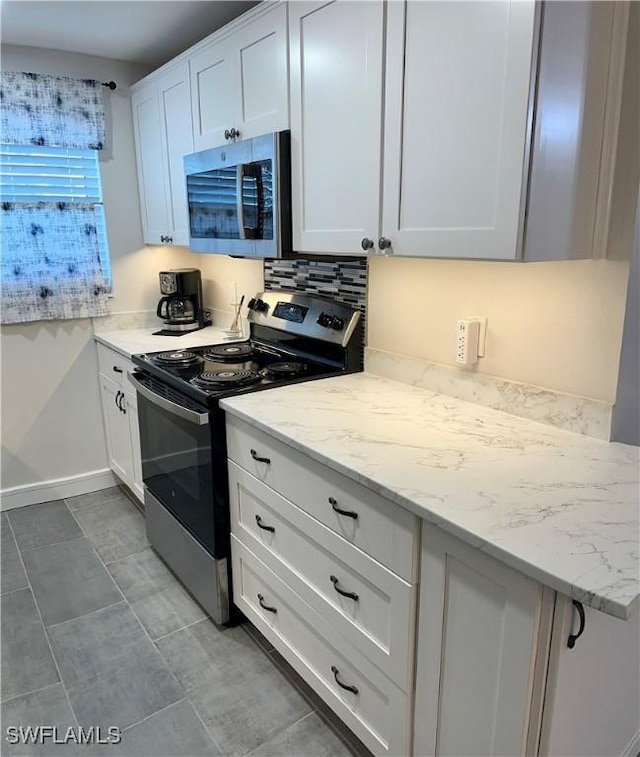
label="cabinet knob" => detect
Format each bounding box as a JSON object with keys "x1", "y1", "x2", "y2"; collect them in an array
[
  {"x1": 160, "y1": 234, "x2": 172, "y2": 244},
  {"x1": 230, "y1": 128, "x2": 240, "y2": 140},
  {"x1": 378, "y1": 237, "x2": 392, "y2": 250},
  {"x1": 360, "y1": 237, "x2": 374, "y2": 251},
  {"x1": 224, "y1": 129, "x2": 231, "y2": 140}
]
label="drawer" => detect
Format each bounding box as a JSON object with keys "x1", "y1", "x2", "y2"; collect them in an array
[
  {"x1": 231, "y1": 536, "x2": 411, "y2": 757},
  {"x1": 226, "y1": 416, "x2": 419, "y2": 581},
  {"x1": 229, "y1": 462, "x2": 416, "y2": 690},
  {"x1": 96, "y1": 343, "x2": 134, "y2": 387}
]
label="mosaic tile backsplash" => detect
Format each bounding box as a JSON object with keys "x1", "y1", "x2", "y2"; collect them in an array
[{"x1": 264, "y1": 259, "x2": 367, "y2": 312}]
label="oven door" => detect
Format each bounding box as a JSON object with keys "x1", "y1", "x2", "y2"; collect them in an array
[{"x1": 129, "y1": 372, "x2": 225, "y2": 557}]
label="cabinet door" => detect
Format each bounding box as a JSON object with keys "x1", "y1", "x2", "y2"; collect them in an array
[
  {"x1": 99, "y1": 373, "x2": 133, "y2": 487},
  {"x1": 382, "y1": 0, "x2": 536, "y2": 260},
  {"x1": 233, "y1": 3, "x2": 289, "y2": 140},
  {"x1": 539, "y1": 596, "x2": 640, "y2": 757},
  {"x1": 414, "y1": 524, "x2": 543, "y2": 756},
  {"x1": 289, "y1": 0, "x2": 384, "y2": 255},
  {"x1": 156, "y1": 63, "x2": 193, "y2": 246},
  {"x1": 122, "y1": 388, "x2": 144, "y2": 503},
  {"x1": 131, "y1": 82, "x2": 170, "y2": 244},
  {"x1": 190, "y1": 37, "x2": 238, "y2": 151}
]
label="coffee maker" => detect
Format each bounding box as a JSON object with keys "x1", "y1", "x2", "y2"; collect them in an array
[{"x1": 156, "y1": 269, "x2": 205, "y2": 333}]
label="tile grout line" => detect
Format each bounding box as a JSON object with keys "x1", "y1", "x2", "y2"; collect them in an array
[
  {"x1": 152, "y1": 615, "x2": 208, "y2": 644},
  {"x1": 149, "y1": 619, "x2": 225, "y2": 755},
  {"x1": 0, "y1": 680, "x2": 62, "y2": 706},
  {"x1": 243, "y1": 711, "x2": 317, "y2": 757},
  {"x1": 4, "y1": 516, "x2": 80, "y2": 730},
  {"x1": 43, "y1": 600, "x2": 128, "y2": 631},
  {"x1": 0, "y1": 584, "x2": 31, "y2": 598},
  {"x1": 65, "y1": 496, "x2": 225, "y2": 755}
]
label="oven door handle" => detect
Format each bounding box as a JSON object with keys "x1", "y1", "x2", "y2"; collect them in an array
[{"x1": 128, "y1": 372, "x2": 210, "y2": 426}]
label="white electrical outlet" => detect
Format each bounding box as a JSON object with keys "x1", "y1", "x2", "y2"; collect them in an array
[{"x1": 456, "y1": 319, "x2": 480, "y2": 365}]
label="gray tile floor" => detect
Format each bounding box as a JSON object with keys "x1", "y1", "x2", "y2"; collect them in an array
[{"x1": 1, "y1": 488, "x2": 371, "y2": 757}]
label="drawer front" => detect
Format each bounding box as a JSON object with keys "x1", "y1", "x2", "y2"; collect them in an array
[
  {"x1": 230, "y1": 462, "x2": 415, "y2": 689},
  {"x1": 96, "y1": 343, "x2": 134, "y2": 387},
  {"x1": 231, "y1": 536, "x2": 411, "y2": 757},
  {"x1": 226, "y1": 416, "x2": 418, "y2": 581}
]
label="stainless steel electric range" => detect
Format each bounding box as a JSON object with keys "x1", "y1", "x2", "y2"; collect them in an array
[{"x1": 129, "y1": 290, "x2": 363, "y2": 625}]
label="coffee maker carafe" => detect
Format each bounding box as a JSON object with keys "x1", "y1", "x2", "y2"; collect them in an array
[{"x1": 156, "y1": 269, "x2": 205, "y2": 333}]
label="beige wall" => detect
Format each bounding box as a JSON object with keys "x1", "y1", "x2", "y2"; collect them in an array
[
  {"x1": 0, "y1": 45, "x2": 264, "y2": 493},
  {"x1": 367, "y1": 257, "x2": 630, "y2": 403}
]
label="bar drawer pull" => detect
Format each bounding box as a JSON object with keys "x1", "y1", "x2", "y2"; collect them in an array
[
  {"x1": 257, "y1": 593, "x2": 277, "y2": 614},
  {"x1": 329, "y1": 496, "x2": 358, "y2": 520},
  {"x1": 113, "y1": 365, "x2": 123, "y2": 373},
  {"x1": 331, "y1": 666, "x2": 358, "y2": 695},
  {"x1": 255, "y1": 515, "x2": 275, "y2": 533},
  {"x1": 567, "y1": 600, "x2": 586, "y2": 649},
  {"x1": 251, "y1": 449, "x2": 271, "y2": 464},
  {"x1": 330, "y1": 575, "x2": 359, "y2": 601}
]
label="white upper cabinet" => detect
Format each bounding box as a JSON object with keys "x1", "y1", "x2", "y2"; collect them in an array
[
  {"x1": 289, "y1": 0, "x2": 384, "y2": 255},
  {"x1": 190, "y1": 2, "x2": 289, "y2": 152},
  {"x1": 290, "y1": 0, "x2": 536, "y2": 258},
  {"x1": 382, "y1": 0, "x2": 536, "y2": 260},
  {"x1": 131, "y1": 62, "x2": 193, "y2": 246}
]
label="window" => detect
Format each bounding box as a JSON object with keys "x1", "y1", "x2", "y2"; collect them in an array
[{"x1": 0, "y1": 144, "x2": 111, "y2": 288}]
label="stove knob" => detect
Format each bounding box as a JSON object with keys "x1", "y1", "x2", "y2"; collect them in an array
[
  {"x1": 317, "y1": 312, "x2": 332, "y2": 328},
  {"x1": 330, "y1": 316, "x2": 345, "y2": 331},
  {"x1": 248, "y1": 298, "x2": 268, "y2": 312}
]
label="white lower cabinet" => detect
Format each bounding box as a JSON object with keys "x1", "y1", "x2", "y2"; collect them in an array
[
  {"x1": 414, "y1": 524, "x2": 547, "y2": 756},
  {"x1": 414, "y1": 522, "x2": 640, "y2": 757},
  {"x1": 227, "y1": 417, "x2": 419, "y2": 756},
  {"x1": 96, "y1": 343, "x2": 143, "y2": 502},
  {"x1": 227, "y1": 417, "x2": 639, "y2": 757}
]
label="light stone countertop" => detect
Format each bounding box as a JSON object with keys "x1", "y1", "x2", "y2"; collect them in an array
[
  {"x1": 94, "y1": 326, "x2": 245, "y2": 359},
  {"x1": 220, "y1": 372, "x2": 640, "y2": 620}
]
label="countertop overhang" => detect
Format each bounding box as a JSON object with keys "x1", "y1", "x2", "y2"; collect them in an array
[{"x1": 220, "y1": 372, "x2": 640, "y2": 620}]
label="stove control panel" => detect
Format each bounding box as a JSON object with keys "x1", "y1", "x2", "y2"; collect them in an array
[{"x1": 248, "y1": 291, "x2": 360, "y2": 347}]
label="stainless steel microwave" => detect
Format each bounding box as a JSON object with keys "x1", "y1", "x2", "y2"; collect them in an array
[{"x1": 183, "y1": 131, "x2": 292, "y2": 258}]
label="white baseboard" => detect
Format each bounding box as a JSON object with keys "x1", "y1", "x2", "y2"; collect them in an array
[{"x1": 0, "y1": 468, "x2": 118, "y2": 511}]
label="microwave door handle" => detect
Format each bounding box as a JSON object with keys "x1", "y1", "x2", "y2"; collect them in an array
[
  {"x1": 128, "y1": 373, "x2": 210, "y2": 426},
  {"x1": 236, "y1": 164, "x2": 246, "y2": 240}
]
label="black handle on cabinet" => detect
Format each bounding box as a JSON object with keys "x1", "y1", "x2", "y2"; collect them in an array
[
  {"x1": 329, "y1": 497, "x2": 358, "y2": 520},
  {"x1": 113, "y1": 366, "x2": 123, "y2": 374},
  {"x1": 257, "y1": 593, "x2": 277, "y2": 614},
  {"x1": 115, "y1": 390, "x2": 122, "y2": 409},
  {"x1": 567, "y1": 600, "x2": 586, "y2": 649},
  {"x1": 330, "y1": 575, "x2": 359, "y2": 601},
  {"x1": 255, "y1": 515, "x2": 275, "y2": 533},
  {"x1": 331, "y1": 666, "x2": 358, "y2": 695},
  {"x1": 224, "y1": 128, "x2": 231, "y2": 140},
  {"x1": 119, "y1": 393, "x2": 126, "y2": 414},
  {"x1": 250, "y1": 449, "x2": 271, "y2": 464}
]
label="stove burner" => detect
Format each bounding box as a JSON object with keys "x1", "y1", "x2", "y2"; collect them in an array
[
  {"x1": 262, "y1": 361, "x2": 309, "y2": 378},
  {"x1": 191, "y1": 369, "x2": 261, "y2": 389},
  {"x1": 204, "y1": 343, "x2": 255, "y2": 361},
  {"x1": 154, "y1": 350, "x2": 201, "y2": 367}
]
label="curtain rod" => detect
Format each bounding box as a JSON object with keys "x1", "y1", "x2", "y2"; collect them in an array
[{"x1": 101, "y1": 81, "x2": 117, "y2": 91}]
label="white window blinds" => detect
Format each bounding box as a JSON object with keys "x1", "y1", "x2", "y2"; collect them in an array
[{"x1": 0, "y1": 144, "x2": 111, "y2": 286}]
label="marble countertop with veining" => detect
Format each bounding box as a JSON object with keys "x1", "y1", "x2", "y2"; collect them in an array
[
  {"x1": 94, "y1": 326, "x2": 244, "y2": 359},
  {"x1": 221, "y1": 373, "x2": 640, "y2": 620}
]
